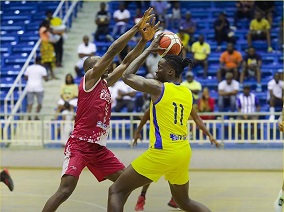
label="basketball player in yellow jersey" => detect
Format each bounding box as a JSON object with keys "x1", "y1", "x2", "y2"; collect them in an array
[{"x1": 107, "y1": 33, "x2": 221, "y2": 212}]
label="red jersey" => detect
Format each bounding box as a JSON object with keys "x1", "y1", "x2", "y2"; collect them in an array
[{"x1": 70, "y1": 77, "x2": 111, "y2": 146}]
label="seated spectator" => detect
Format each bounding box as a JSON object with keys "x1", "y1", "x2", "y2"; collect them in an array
[
  {"x1": 239, "y1": 46, "x2": 262, "y2": 92},
  {"x1": 151, "y1": 0, "x2": 168, "y2": 21},
  {"x1": 111, "y1": 3, "x2": 130, "y2": 38},
  {"x1": 177, "y1": 27, "x2": 190, "y2": 59},
  {"x1": 217, "y1": 43, "x2": 242, "y2": 82},
  {"x1": 214, "y1": 12, "x2": 236, "y2": 51},
  {"x1": 268, "y1": 72, "x2": 284, "y2": 121},
  {"x1": 218, "y1": 72, "x2": 239, "y2": 112},
  {"x1": 94, "y1": 2, "x2": 112, "y2": 42},
  {"x1": 113, "y1": 80, "x2": 136, "y2": 112},
  {"x1": 234, "y1": 1, "x2": 254, "y2": 27},
  {"x1": 168, "y1": 1, "x2": 181, "y2": 30},
  {"x1": 180, "y1": 11, "x2": 196, "y2": 43},
  {"x1": 197, "y1": 87, "x2": 215, "y2": 120},
  {"x1": 237, "y1": 85, "x2": 260, "y2": 138},
  {"x1": 191, "y1": 35, "x2": 211, "y2": 78},
  {"x1": 247, "y1": 11, "x2": 273, "y2": 52},
  {"x1": 24, "y1": 57, "x2": 48, "y2": 120},
  {"x1": 254, "y1": 1, "x2": 274, "y2": 25},
  {"x1": 74, "y1": 35, "x2": 97, "y2": 77},
  {"x1": 145, "y1": 52, "x2": 160, "y2": 79},
  {"x1": 181, "y1": 71, "x2": 202, "y2": 102},
  {"x1": 55, "y1": 74, "x2": 78, "y2": 119}
]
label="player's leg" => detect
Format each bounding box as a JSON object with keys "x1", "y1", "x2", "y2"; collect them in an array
[
  {"x1": 274, "y1": 181, "x2": 284, "y2": 212},
  {"x1": 0, "y1": 169, "x2": 14, "y2": 191},
  {"x1": 169, "y1": 182, "x2": 211, "y2": 212},
  {"x1": 108, "y1": 165, "x2": 153, "y2": 212},
  {"x1": 134, "y1": 184, "x2": 151, "y2": 211},
  {"x1": 42, "y1": 175, "x2": 78, "y2": 212}
]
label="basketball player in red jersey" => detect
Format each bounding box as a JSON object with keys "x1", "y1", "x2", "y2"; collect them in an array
[{"x1": 42, "y1": 8, "x2": 159, "y2": 212}]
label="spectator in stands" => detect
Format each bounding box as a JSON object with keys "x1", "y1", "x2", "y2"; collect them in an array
[
  {"x1": 237, "y1": 85, "x2": 260, "y2": 138},
  {"x1": 247, "y1": 11, "x2": 273, "y2": 52},
  {"x1": 24, "y1": 57, "x2": 48, "y2": 120},
  {"x1": 254, "y1": 1, "x2": 274, "y2": 25},
  {"x1": 268, "y1": 72, "x2": 284, "y2": 121},
  {"x1": 233, "y1": 1, "x2": 254, "y2": 27},
  {"x1": 124, "y1": 1, "x2": 142, "y2": 9},
  {"x1": 55, "y1": 74, "x2": 78, "y2": 120},
  {"x1": 217, "y1": 43, "x2": 242, "y2": 82},
  {"x1": 181, "y1": 71, "x2": 202, "y2": 102},
  {"x1": 113, "y1": 80, "x2": 136, "y2": 112},
  {"x1": 111, "y1": 3, "x2": 130, "y2": 38},
  {"x1": 94, "y1": 2, "x2": 112, "y2": 42},
  {"x1": 180, "y1": 11, "x2": 196, "y2": 43},
  {"x1": 168, "y1": 1, "x2": 181, "y2": 30},
  {"x1": 218, "y1": 72, "x2": 239, "y2": 112},
  {"x1": 151, "y1": 0, "x2": 168, "y2": 22},
  {"x1": 61, "y1": 102, "x2": 75, "y2": 143},
  {"x1": 197, "y1": 87, "x2": 215, "y2": 120},
  {"x1": 39, "y1": 20, "x2": 59, "y2": 80},
  {"x1": 74, "y1": 35, "x2": 97, "y2": 77},
  {"x1": 145, "y1": 52, "x2": 160, "y2": 79},
  {"x1": 177, "y1": 27, "x2": 190, "y2": 59},
  {"x1": 46, "y1": 10, "x2": 65, "y2": 67},
  {"x1": 191, "y1": 34, "x2": 211, "y2": 78},
  {"x1": 279, "y1": 17, "x2": 283, "y2": 49},
  {"x1": 239, "y1": 46, "x2": 262, "y2": 92},
  {"x1": 214, "y1": 12, "x2": 236, "y2": 51}
]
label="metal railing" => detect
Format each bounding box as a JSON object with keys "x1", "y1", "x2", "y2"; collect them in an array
[
  {"x1": 0, "y1": 112, "x2": 283, "y2": 147},
  {"x1": 3, "y1": 0, "x2": 81, "y2": 139}
]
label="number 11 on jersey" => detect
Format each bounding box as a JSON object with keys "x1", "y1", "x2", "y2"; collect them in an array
[{"x1": 173, "y1": 102, "x2": 184, "y2": 125}]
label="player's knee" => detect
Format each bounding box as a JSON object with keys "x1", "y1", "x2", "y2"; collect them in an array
[{"x1": 108, "y1": 184, "x2": 126, "y2": 198}]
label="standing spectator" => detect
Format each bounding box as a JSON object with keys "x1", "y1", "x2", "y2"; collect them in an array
[
  {"x1": 247, "y1": 11, "x2": 273, "y2": 52},
  {"x1": 111, "y1": 3, "x2": 130, "y2": 38},
  {"x1": 217, "y1": 43, "x2": 242, "y2": 82},
  {"x1": 180, "y1": 11, "x2": 196, "y2": 43},
  {"x1": 150, "y1": 0, "x2": 168, "y2": 21},
  {"x1": 168, "y1": 1, "x2": 181, "y2": 30},
  {"x1": 218, "y1": 72, "x2": 239, "y2": 112},
  {"x1": 177, "y1": 27, "x2": 190, "y2": 58},
  {"x1": 24, "y1": 57, "x2": 48, "y2": 120},
  {"x1": 74, "y1": 35, "x2": 97, "y2": 77},
  {"x1": 254, "y1": 1, "x2": 274, "y2": 25},
  {"x1": 197, "y1": 87, "x2": 215, "y2": 120},
  {"x1": 237, "y1": 85, "x2": 260, "y2": 138},
  {"x1": 191, "y1": 34, "x2": 211, "y2": 78},
  {"x1": 239, "y1": 46, "x2": 262, "y2": 92},
  {"x1": 268, "y1": 72, "x2": 284, "y2": 121},
  {"x1": 94, "y1": 2, "x2": 112, "y2": 42},
  {"x1": 214, "y1": 12, "x2": 236, "y2": 51},
  {"x1": 181, "y1": 71, "x2": 202, "y2": 102},
  {"x1": 233, "y1": 1, "x2": 254, "y2": 27},
  {"x1": 45, "y1": 10, "x2": 65, "y2": 67},
  {"x1": 113, "y1": 80, "x2": 136, "y2": 112},
  {"x1": 55, "y1": 74, "x2": 78, "y2": 120},
  {"x1": 145, "y1": 52, "x2": 160, "y2": 79}
]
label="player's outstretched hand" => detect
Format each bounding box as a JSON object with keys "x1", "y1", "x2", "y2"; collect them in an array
[
  {"x1": 136, "y1": 7, "x2": 155, "y2": 31},
  {"x1": 147, "y1": 33, "x2": 166, "y2": 52},
  {"x1": 131, "y1": 130, "x2": 142, "y2": 147},
  {"x1": 278, "y1": 122, "x2": 284, "y2": 132},
  {"x1": 141, "y1": 17, "x2": 160, "y2": 42},
  {"x1": 209, "y1": 136, "x2": 223, "y2": 149}
]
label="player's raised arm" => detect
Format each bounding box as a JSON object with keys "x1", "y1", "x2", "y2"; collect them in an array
[
  {"x1": 85, "y1": 8, "x2": 154, "y2": 85},
  {"x1": 106, "y1": 18, "x2": 160, "y2": 87}
]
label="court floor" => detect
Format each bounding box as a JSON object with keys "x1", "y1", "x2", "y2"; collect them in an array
[{"x1": 0, "y1": 169, "x2": 282, "y2": 212}]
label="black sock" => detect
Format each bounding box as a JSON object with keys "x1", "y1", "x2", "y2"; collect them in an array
[
  {"x1": 0, "y1": 171, "x2": 3, "y2": 182},
  {"x1": 140, "y1": 191, "x2": 146, "y2": 197}
]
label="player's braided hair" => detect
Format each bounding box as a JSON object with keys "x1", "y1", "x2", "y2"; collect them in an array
[{"x1": 163, "y1": 54, "x2": 193, "y2": 78}]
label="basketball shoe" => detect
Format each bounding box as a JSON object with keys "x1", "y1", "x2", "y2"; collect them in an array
[
  {"x1": 1, "y1": 169, "x2": 14, "y2": 191},
  {"x1": 135, "y1": 195, "x2": 145, "y2": 211}
]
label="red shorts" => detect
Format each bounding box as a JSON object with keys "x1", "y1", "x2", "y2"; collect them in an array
[{"x1": 61, "y1": 137, "x2": 125, "y2": 182}]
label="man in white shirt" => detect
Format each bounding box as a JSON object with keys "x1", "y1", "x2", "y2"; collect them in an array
[
  {"x1": 24, "y1": 57, "x2": 48, "y2": 120},
  {"x1": 268, "y1": 72, "x2": 284, "y2": 121},
  {"x1": 74, "y1": 35, "x2": 97, "y2": 77},
  {"x1": 113, "y1": 80, "x2": 136, "y2": 112},
  {"x1": 145, "y1": 52, "x2": 160, "y2": 79},
  {"x1": 111, "y1": 3, "x2": 130, "y2": 38},
  {"x1": 218, "y1": 72, "x2": 239, "y2": 112}
]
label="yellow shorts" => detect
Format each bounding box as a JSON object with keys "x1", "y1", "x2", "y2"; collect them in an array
[{"x1": 131, "y1": 145, "x2": 191, "y2": 185}]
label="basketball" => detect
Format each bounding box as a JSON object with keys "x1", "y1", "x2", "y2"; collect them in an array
[{"x1": 158, "y1": 32, "x2": 182, "y2": 57}]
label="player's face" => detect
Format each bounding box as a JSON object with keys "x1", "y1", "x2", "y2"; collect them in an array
[{"x1": 156, "y1": 59, "x2": 169, "y2": 82}]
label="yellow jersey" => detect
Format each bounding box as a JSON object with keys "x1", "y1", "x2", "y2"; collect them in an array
[
  {"x1": 250, "y1": 18, "x2": 270, "y2": 31},
  {"x1": 149, "y1": 82, "x2": 193, "y2": 150}
]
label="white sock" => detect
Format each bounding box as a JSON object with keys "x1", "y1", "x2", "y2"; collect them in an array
[{"x1": 270, "y1": 107, "x2": 275, "y2": 114}]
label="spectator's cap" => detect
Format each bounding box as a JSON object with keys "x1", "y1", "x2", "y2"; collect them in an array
[
  {"x1": 225, "y1": 72, "x2": 233, "y2": 79},
  {"x1": 185, "y1": 71, "x2": 194, "y2": 78}
]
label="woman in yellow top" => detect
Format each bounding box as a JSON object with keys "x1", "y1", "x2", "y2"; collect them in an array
[{"x1": 107, "y1": 33, "x2": 221, "y2": 211}]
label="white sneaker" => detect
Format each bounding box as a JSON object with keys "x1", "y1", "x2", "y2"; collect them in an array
[
  {"x1": 274, "y1": 197, "x2": 283, "y2": 212},
  {"x1": 269, "y1": 115, "x2": 275, "y2": 122}
]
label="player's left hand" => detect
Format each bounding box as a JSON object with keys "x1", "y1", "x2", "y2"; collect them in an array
[
  {"x1": 278, "y1": 122, "x2": 284, "y2": 132},
  {"x1": 209, "y1": 136, "x2": 223, "y2": 149},
  {"x1": 136, "y1": 7, "x2": 155, "y2": 30},
  {"x1": 140, "y1": 17, "x2": 160, "y2": 41}
]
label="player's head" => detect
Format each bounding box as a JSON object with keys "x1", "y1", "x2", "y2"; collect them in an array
[
  {"x1": 156, "y1": 54, "x2": 193, "y2": 82},
  {"x1": 65, "y1": 74, "x2": 74, "y2": 85},
  {"x1": 198, "y1": 34, "x2": 204, "y2": 44},
  {"x1": 83, "y1": 56, "x2": 101, "y2": 73},
  {"x1": 243, "y1": 85, "x2": 251, "y2": 96},
  {"x1": 248, "y1": 46, "x2": 255, "y2": 56},
  {"x1": 227, "y1": 43, "x2": 234, "y2": 54}
]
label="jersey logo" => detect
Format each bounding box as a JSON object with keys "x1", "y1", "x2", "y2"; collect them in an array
[
  {"x1": 100, "y1": 89, "x2": 111, "y2": 103},
  {"x1": 170, "y1": 133, "x2": 187, "y2": 141},
  {"x1": 96, "y1": 121, "x2": 109, "y2": 130}
]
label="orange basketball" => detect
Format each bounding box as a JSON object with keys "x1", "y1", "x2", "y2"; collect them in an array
[{"x1": 158, "y1": 31, "x2": 182, "y2": 57}]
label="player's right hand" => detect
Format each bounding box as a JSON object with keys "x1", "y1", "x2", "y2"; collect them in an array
[
  {"x1": 136, "y1": 7, "x2": 154, "y2": 30},
  {"x1": 147, "y1": 33, "x2": 166, "y2": 52},
  {"x1": 209, "y1": 136, "x2": 224, "y2": 149},
  {"x1": 132, "y1": 130, "x2": 142, "y2": 147}
]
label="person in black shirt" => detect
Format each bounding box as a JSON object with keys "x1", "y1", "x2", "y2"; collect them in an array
[
  {"x1": 95, "y1": 2, "x2": 112, "y2": 41},
  {"x1": 234, "y1": 1, "x2": 254, "y2": 27}
]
